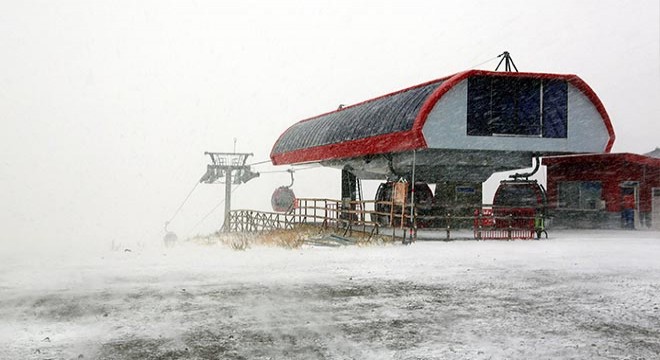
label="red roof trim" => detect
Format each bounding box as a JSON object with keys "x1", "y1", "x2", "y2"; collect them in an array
[
  {"x1": 543, "y1": 153, "x2": 660, "y2": 167},
  {"x1": 412, "y1": 70, "x2": 615, "y2": 153},
  {"x1": 271, "y1": 130, "x2": 426, "y2": 165},
  {"x1": 269, "y1": 76, "x2": 451, "y2": 165},
  {"x1": 271, "y1": 70, "x2": 616, "y2": 165},
  {"x1": 414, "y1": 70, "x2": 562, "y2": 132},
  {"x1": 413, "y1": 70, "x2": 471, "y2": 133},
  {"x1": 294, "y1": 74, "x2": 455, "y2": 125}
]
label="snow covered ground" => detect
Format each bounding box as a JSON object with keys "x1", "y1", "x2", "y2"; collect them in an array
[{"x1": 1, "y1": 230, "x2": 659, "y2": 359}]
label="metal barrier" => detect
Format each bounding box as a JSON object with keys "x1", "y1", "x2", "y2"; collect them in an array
[{"x1": 473, "y1": 207, "x2": 543, "y2": 240}]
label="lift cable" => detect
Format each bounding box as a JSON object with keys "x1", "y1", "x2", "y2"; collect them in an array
[
  {"x1": 186, "y1": 183, "x2": 243, "y2": 236},
  {"x1": 246, "y1": 159, "x2": 272, "y2": 166},
  {"x1": 257, "y1": 164, "x2": 321, "y2": 174},
  {"x1": 165, "y1": 180, "x2": 200, "y2": 229},
  {"x1": 295, "y1": 164, "x2": 322, "y2": 171},
  {"x1": 179, "y1": 163, "x2": 320, "y2": 236},
  {"x1": 257, "y1": 169, "x2": 288, "y2": 174},
  {"x1": 467, "y1": 54, "x2": 500, "y2": 70}
]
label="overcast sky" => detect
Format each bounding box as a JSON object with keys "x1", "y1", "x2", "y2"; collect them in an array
[{"x1": 1, "y1": 0, "x2": 658, "y2": 248}]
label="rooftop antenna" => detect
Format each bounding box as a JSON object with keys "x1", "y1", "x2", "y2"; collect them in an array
[{"x1": 495, "y1": 51, "x2": 519, "y2": 72}]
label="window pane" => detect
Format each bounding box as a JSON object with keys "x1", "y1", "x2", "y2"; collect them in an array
[
  {"x1": 559, "y1": 182, "x2": 580, "y2": 208},
  {"x1": 580, "y1": 182, "x2": 602, "y2": 209},
  {"x1": 467, "y1": 76, "x2": 491, "y2": 136},
  {"x1": 490, "y1": 77, "x2": 518, "y2": 135},
  {"x1": 467, "y1": 76, "x2": 542, "y2": 136},
  {"x1": 542, "y1": 79, "x2": 568, "y2": 138},
  {"x1": 559, "y1": 181, "x2": 602, "y2": 209},
  {"x1": 517, "y1": 78, "x2": 541, "y2": 136}
]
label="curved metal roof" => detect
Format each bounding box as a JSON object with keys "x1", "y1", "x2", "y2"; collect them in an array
[
  {"x1": 272, "y1": 79, "x2": 444, "y2": 155},
  {"x1": 270, "y1": 70, "x2": 615, "y2": 165}
]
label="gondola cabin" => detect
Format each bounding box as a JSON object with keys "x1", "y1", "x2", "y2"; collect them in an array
[
  {"x1": 493, "y1": 180, "x2": 547, "y2": 209},
  {"x1": 372, "y1": 181, "x2": 434, "y2": 227},
  {"x1": 492, "y1": 179, "x2": 547, "y2": 229}
]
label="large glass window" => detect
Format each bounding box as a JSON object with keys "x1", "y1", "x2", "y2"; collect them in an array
[
  {"x1": 542, "y1": 79, "x2": 568, "y2": 138},
  {"x1": 467, "y1": 76, "x2": 568, "y2": 138},
  {"x1": 558, "y1": 181, "x2": 603, "y2": 209}
]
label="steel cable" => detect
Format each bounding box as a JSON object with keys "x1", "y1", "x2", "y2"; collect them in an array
[{"x1": 166, "y1": 181, "x2": 200, "y2": 227}]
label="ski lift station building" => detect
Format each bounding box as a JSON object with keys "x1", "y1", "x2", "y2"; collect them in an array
[{"x1": 271, "y1": 70, "x2": 615, "y2": 217}]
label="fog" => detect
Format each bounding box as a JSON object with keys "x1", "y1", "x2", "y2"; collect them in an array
[{"x1": 1, "y1": 0, "x2": 659, "y2": 249}]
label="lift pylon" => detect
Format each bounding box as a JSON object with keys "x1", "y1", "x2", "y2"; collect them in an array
[{"x1": 199, "y1": 152, "x2": 259, "y2": 231}]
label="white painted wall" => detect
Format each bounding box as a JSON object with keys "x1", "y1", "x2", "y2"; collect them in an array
[{"x1": 422, "y1": 79, "x2": 611, "y2": 153}]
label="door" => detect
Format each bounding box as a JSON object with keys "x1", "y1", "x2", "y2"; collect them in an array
[
  {"x1": 653, "y1": 188, "x2": 660, "y2": 230},
  {"x1": 620, "y1": 184, "x2": 639, "y2": 229}
]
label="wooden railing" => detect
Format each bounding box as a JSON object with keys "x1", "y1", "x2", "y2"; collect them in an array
[
  {"x1": 228, "y1": 197, "x2": 398, "y2": 240},
  {"x1": 228, "y1": 198, "x2": 547, "y2": 241},
  {"x1": 228, "y1": 210, "x2": 301, "y2": 232}
]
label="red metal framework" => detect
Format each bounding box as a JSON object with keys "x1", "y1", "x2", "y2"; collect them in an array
[{"x1": 473, "y1": 207, "x2": 538, "y2": 240}]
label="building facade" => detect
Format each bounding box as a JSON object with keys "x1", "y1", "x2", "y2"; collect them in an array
[{"x1": 543, "y1": 152, "x2": 660, "y2": 229}]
